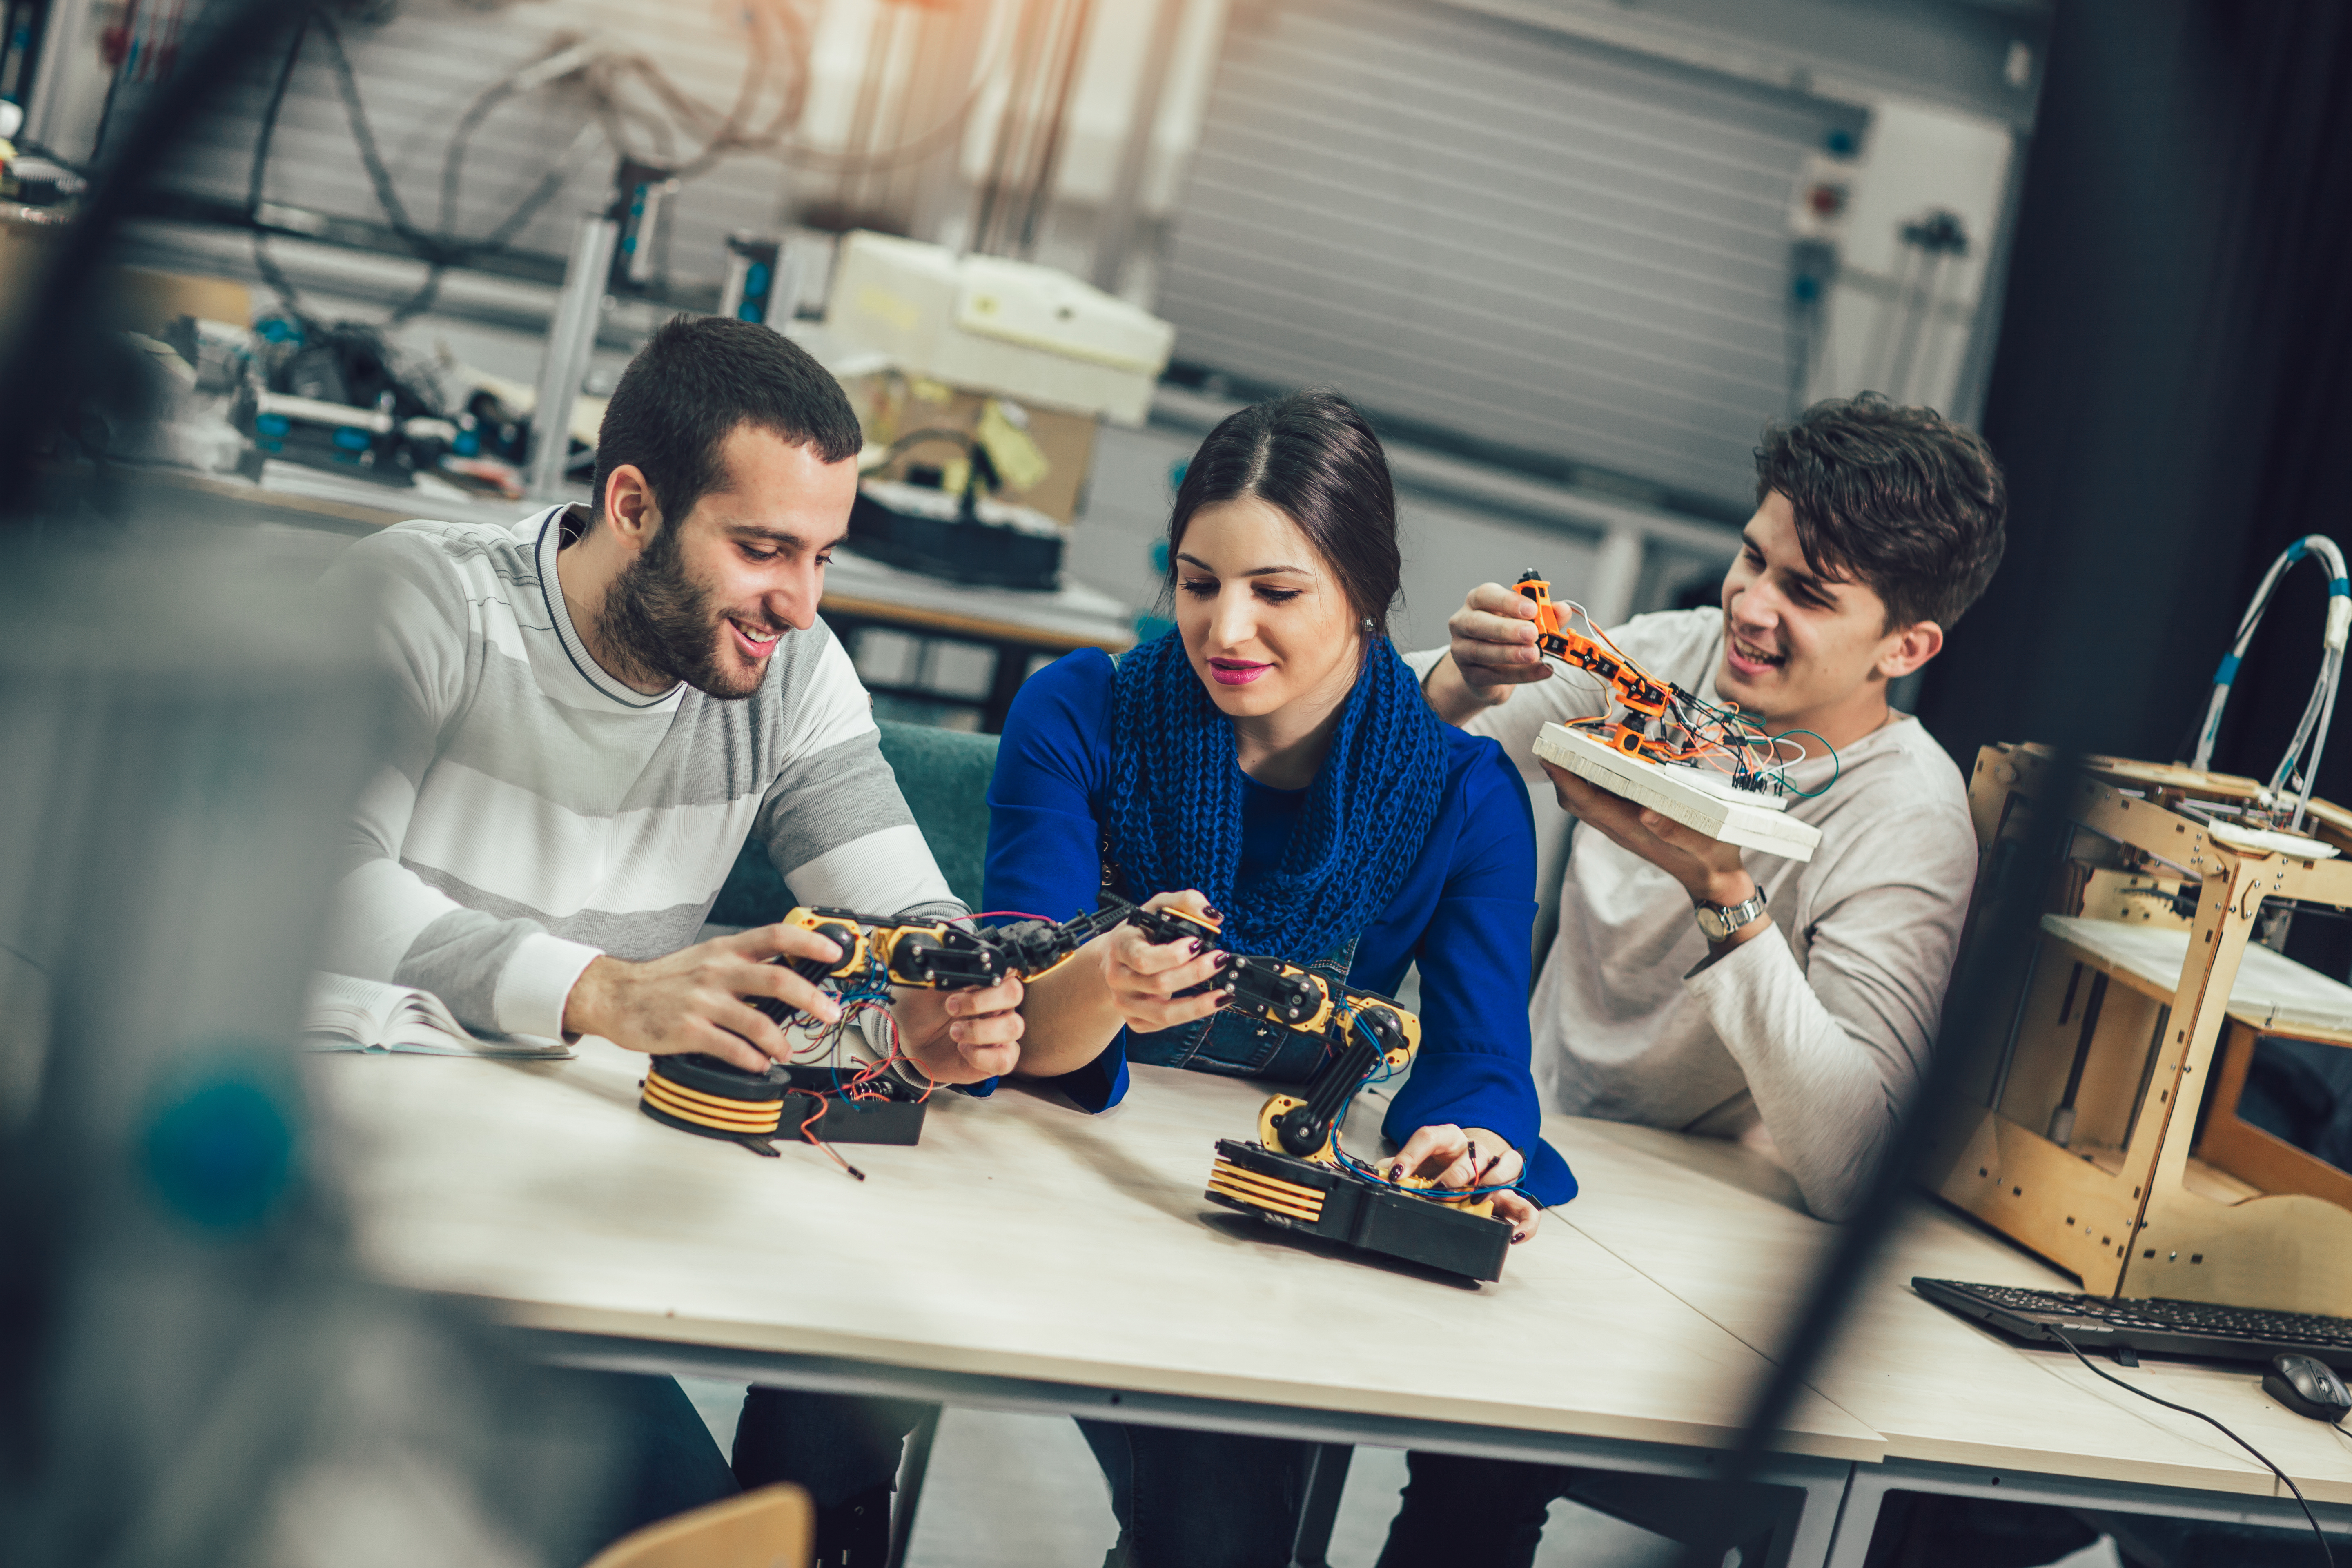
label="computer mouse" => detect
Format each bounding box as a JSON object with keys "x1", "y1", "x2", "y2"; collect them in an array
[{"x1": 2261, "y1": 1353, "x2": 2352, "y2": 1423}]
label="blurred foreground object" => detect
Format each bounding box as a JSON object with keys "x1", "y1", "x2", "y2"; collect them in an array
[
  {"x1": 0, "y1": 530, "x2": 616, "y2": 1566},
  {"x1": 581, "y1": 1484, "x2": 812, "y2": 1568}
]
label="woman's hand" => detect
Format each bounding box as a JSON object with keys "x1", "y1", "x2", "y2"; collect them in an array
[
  {"x1": 1388, "y1": 1123, "x2": 1542, "y2": 1243},
  {"x1": 1098, "y1": 889, "x2": 1234, "y2": 1034}
]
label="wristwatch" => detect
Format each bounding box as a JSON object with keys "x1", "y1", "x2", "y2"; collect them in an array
[{"x1": 1694, "y1": 885, "x2": 1769, "y2": 942}]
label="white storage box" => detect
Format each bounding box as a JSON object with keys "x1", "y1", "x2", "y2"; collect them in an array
[{"x1": 824, "y1": 231, "x2": 1174, "y2": 427}]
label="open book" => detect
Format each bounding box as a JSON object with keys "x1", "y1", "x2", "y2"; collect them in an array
[{"x1": 302, "y1": 972, "x2": 571, "y2": 1059}]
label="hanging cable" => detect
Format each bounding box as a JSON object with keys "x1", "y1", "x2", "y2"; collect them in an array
[
  {"x1": 2047, "y1": 1329, "x2": 2335, "y2": 1568},
  {"x1": 2187, "y1": 534, "x2": 2350, "y2": 831}
]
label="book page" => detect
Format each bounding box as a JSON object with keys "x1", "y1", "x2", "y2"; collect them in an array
[{"x1": 303, "y1": 973, "x2": 569, "y2": 1058}]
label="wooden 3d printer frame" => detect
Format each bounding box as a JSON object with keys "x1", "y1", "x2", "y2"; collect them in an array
[{"x1": 1926, "y1": 743, "x2": 2352, "y2": 1314}]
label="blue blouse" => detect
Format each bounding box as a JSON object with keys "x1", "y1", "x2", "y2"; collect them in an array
[{"x1": 983, "y1": 648, "x2": 1576, "y2": 1206}]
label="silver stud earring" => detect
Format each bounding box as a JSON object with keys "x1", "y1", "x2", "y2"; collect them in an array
[{"x1": 1360, "y1": 617, "x2": 1375, "y2": 633}]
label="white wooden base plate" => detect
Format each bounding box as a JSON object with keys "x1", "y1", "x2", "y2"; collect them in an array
[{"x1": 1533, "y1": 722, "x2": 1822, "y2": 862}]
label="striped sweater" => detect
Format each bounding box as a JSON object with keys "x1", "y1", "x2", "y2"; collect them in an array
[{"x1": 319, "y1": 505, "x2": 959, "y2": 1039}]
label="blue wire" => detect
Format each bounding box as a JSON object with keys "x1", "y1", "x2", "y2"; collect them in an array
[{"x1": 1330, "y1": 1009, "x2": 1521, "y2": 1198}]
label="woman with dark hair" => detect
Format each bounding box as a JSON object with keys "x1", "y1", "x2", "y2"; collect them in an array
[{"x1": 983, "y1": 388, "x2": 1577, "y2": 1566}]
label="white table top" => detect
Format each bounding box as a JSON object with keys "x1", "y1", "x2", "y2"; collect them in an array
[
  {"x1": 1551, "y1": 1119, "x2": 2352, "y2": 1503},
  {"x1": 311, "y1": 1044, "x2": 1878, "y2": 1462}
]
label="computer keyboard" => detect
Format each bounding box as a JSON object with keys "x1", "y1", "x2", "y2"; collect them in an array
[{"x1": 1913, "y1": 1277, "x2": 2352, "y2": 1368}]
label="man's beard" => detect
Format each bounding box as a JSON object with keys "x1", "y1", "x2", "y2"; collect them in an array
[{"x1": 593, "y1": 524, "x2": 767, "y2": 700}]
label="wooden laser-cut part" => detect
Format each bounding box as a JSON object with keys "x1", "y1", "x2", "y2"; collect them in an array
[{"x1": 1924, "y1": 744, "x2": 2352, "y2": 1313}]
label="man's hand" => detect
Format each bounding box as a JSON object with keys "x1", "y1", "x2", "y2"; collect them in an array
[
  {"x1": 1098, "y1": 889, "x2": 1232, "y2": 1034},
  {"x1": 1541, "y1": 761, "x2": 1764, "y2": 927},
  {"x1": 1425, "y1": 581, "x2": 1552, "y2": 725},
  {"x1": 1388, "y1": 1123, "x2": 1541, "y2": 1243},
  {"x1": 892, "y1": 975, "x2": 1025, "y2": 1085},
  {"x1": 563, "y1": 924, "x2": 846, "y2": 1073}
]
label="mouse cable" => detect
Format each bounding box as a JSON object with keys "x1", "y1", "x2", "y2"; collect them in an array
[{"x1": 2047, "y1": 1327, "x2": 2336, "y2": 1567}]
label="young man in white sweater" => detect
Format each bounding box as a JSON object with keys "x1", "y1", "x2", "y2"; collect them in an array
[
  {"x1": 323, "y1": 316, "x2": 1022, "y2": 1565},
  {"x1": 1381, "y1": 394, "x2": 2008, "y2": 1566}
]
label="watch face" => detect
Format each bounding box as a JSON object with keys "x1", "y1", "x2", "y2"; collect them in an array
[{"x1": 1697, "y1": 906, "x2": 1728, "y2": 940}]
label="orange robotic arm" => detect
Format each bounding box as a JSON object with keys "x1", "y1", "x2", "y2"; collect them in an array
[{"x1": 1514, "y1": 571, "x2": 1677, "y2": 757}]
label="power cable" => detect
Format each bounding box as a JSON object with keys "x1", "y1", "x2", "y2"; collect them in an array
[
  {"x1": 243, "y1": 10, "x2": 310, "y2": 318},
  {"x1": 2047, "y1": 1327, "x2": 2336, "y2": 1567}
]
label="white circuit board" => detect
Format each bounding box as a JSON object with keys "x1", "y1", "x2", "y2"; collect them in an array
[{"x1": 1533, "y1": 722, "x2": 1822, "y2": 862}]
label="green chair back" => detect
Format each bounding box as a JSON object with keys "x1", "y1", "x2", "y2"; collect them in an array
[
  {"x1": 709, "y1": 719, "x2": 1001, "y2": 925},
  {"x1": 873, "y1": 719, "x2": 1001, "y2": 910}
]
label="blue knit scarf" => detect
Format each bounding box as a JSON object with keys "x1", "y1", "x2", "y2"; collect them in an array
[{"x1": 1105, "y1": 630, "x2": 1449, "y2": 961}]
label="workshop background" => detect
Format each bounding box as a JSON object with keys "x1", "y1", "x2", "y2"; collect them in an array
[
  {"x1": 21, "y1": 0, "x2": 2352, "y2": 1564},
  {"x1": 19, "y1": 0, "x2": 2038, "y2": 691}
]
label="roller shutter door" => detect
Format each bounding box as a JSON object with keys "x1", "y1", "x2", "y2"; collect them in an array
[{"x1": 1155, "y1": 0, "x2": 1865, "y2": 511}]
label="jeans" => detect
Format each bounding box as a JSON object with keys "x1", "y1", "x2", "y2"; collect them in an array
[
  {"x1": 545, "y1": 1369, "x2": 738, "y2": 1567},
  {"x1": 1078, "y1": 1418, "x2": 1308, "y2": 1568},
  {"x1": 730, "y1": 1388, "x2": 932, "y2": 1507},
  {"x1": 1374, "y1": 1451, "x2": 1564, "y2": 1568}
]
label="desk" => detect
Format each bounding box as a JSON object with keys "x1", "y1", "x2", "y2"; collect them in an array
[
  {"x1": 1550, "y1": 1119, "x2": 2352, "y2": 1564},
  {"x1": 76, "y1": 461, "x2": 1136, "y2": 728},
  {"x1": 313, "y1": 1048, "x2": 1873, "y2": 1565}
]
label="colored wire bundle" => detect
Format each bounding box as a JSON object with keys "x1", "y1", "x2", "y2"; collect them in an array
[
  {"x1": 786, "y1": 974, "x2": 932, "y2": 1181},
  {"x1": 1325, "y1": 1010, "x2": 1522, "y2": 1203},
  {"x1": 1539, "y1": 596, "x2": 1840, "y2": 800}
]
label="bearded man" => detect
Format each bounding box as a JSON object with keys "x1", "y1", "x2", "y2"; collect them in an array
[{"x1": 321, "y1": 314, "x2": 1021, "y2": 1563}]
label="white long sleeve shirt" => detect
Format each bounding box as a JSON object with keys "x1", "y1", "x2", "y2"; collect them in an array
[
  {"x1": 318, "y1": 506, "x2": 959, "y2": 1040},
  {"x1": 1417, "y1": 609, "x2": 1978, "y2": 1220}
]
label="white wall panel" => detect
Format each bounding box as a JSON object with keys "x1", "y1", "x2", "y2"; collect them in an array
[{"x1": 1154, "y1": 0, "x2": 1868, "y2": 510}]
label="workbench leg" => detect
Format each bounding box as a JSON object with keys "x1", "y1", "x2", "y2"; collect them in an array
[
  {"x1": 1765, "y1": 1462, "x2": 1858, "y2": 1568},
  {"x1": 1287, "y1": 1443, "x2": 1354, "y2": 1568},
  {"x1": 886, "y1": 1405, "x2": 943, "y2": 1568},
  {"x1": 982, "y1": 643, "x2": 1031, "y2": 735},
  {"x1": 1820, "y1": 1466, "x2": 1894, "y2": 1568}
]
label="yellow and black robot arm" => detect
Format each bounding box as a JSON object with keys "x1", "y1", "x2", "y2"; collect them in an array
[
  {"x1": 1116, "y1": 898, "x2": 1336, "y2": 1029},
  {"x1": 1262, "y1": 995, "x2": 1418, "y2": 1161},
  {"x1": 751, "y1": 902, "x2": 1131, "y2": 1027}
]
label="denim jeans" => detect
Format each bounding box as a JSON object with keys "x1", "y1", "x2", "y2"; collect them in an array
[
  {"x1": 731, "y1": 1387, "x2": 932, "y2": 1507},
  {"x1": 545, "y1": 1369, "x2": 738, "y2": 1567},
  {"x1": 1078, "y1": 1418, "x2": 1307, "y2": 1568}
]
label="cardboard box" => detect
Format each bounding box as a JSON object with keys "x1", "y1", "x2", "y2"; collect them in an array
[{"x1": 842, "y1": 370, "x2": 1097, "y2": 526}]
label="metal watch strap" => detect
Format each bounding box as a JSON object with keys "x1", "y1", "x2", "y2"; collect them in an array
[{"x1": 1695, "y1": 886, "x2": 1768, "y2": 942}]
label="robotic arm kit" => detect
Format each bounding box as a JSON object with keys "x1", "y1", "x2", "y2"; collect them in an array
[
  {"x1": 638, "y1": 903, "x2": 1127, "y2": 1160},
  {"x1": 1122, "y1": 901, "x2": 1521, "y2": 1283},
  {"x1": 1513, "y1": 571, "x2": 1829, "y2": 860}
]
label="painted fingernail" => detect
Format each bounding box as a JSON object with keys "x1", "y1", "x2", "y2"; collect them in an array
[
  {"x1": 1386, "y1": 1163, "x2": 1403, "y2": 1182},
  {"x1": 1216, "y1": 952, "x2": 1234, "y2": 968},
  {"x1": 1186, "y1": 939, "x2": 1202, "y2": 956},
  {"x1": 1203, "y1": 905, "x2": 1224, "y2": 920}
]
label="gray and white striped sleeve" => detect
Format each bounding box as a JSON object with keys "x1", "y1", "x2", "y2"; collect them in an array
[
  {"x1": 318, "y1": 531, "x2": 599, "y2": 1037},
  {"x1": 756, "y1": 631, "x2": 963, "y2": 922}
]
